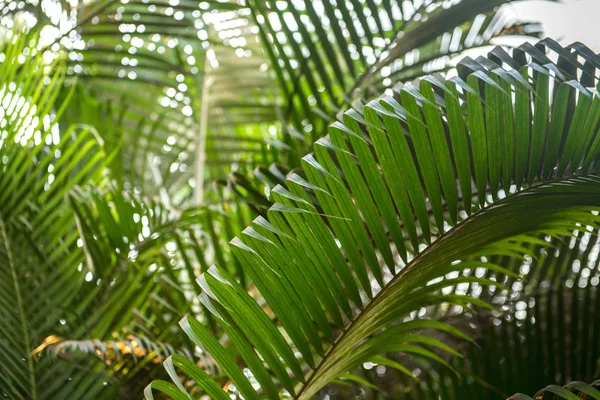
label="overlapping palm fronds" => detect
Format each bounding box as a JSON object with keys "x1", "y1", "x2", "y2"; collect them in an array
[
  {"x1": 3, "y1": 1, "x2": 591, "y2": 399},
  {"x1": 145, "y1": 37, "x2": 600, "y2": 399},
  {"x1": 0, "y1": 33, "x2": 112, "y2": 399},
  {"x1": 249, "y1": 0, "x2": 544, "y2": 157},
  {"x1": 2, "y1": 0, "x2": 543, "y2": 202}
]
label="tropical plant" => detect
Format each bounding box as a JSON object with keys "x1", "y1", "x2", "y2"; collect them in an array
[
  {"x1": 143, "y1": 37, "x2": 600, "y2": 399},
  {"x1": 0, "y1": 31, "x2": 258, "y2": 398},
  {"x1": 4, "y1": 0, "x2": 598, "y2": 399}
]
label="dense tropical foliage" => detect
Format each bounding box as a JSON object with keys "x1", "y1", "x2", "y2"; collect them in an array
[{"x1": 3, "y1": 0, "x2": 600, "y2": 399}]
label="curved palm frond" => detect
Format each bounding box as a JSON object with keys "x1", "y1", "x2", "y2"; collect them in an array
[
  {"x1": 509, "y1": 380, "x2": 600, "y2": 400},
  {"x1": 216, "y1": 0, "x2": 546, "y2": 220},
  {"x1": 465, "y1": 234, "x2": 600, "y2": 398},
  {"x1": 62, "y1": 0, "x2": 273, "y2": 199},
  {"x1": 144, "y1": 37, "x2": 600, "y2": 399},
  {"x1": 2, "y1": 2, "x2": 590, "y2": 399},
  {"x1": 72, "y1": 0, "x2": 287, "y2": 201},
  {"x1": 386, "y1": 228, "x2": 600, "y2": 399}
]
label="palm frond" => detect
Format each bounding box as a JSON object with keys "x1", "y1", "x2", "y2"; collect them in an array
[
  {"x1": 33, "y1": 335, "x2": 176, "y2": 362},
  {"x1": 509, "y1": 380, "x2": 600, "y2": 400},
  {"x1": 388, "y1": 228, "x2": 600, "y2": 399},
  {"x1": 216, "y1": 0, "x2": 546, "y2": 221},
  {"x1": 0, "y1": 0, "x2": 282, "y2": 200},
  {"x1": 144, "y1": 37, "x2": 600, "y2": 399},
  {"x1": 0, "y1": 33, "x2": 232, "y2": 398},
  {"x1": 0, "y1": 33, "x2": 108, "y2": 399}
]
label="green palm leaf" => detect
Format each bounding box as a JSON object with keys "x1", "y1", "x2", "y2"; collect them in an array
[
  {"x1": 509, "y1": 380, "x2": 600, "y2": 400},
  {"x1": 146, "y1": 37, "x2": 600, "y2": 399},
  {"x1": 2, "y1": 0, "x2": 281, "y2": 200}
]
